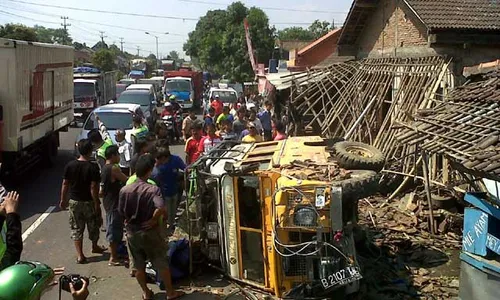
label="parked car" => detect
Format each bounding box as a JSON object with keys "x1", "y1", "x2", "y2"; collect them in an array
[
  {"x1": 203, "y1": 87, "x2": 239, "y2": 114},
  {"x1": 117, "y1": 89, "x2": 158, "y2": 128},
  {"x1": 118, "y1": 78, "x2": 136, "y2": 86},
  {"x1": 116, "y1": 83, "x2": 128, "y2": 99},
  {"x1": 74, "y1": 103, "x2": 145, "y2": 156}
]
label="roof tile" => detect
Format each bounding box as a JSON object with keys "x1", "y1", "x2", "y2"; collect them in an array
[{"x1": 406, "y1": 0, "x2": 500, "y2": 30}]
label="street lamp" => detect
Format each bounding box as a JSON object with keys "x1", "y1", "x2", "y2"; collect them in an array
[{"x1": 145, "y1": 32, "x2": 169, "y2": 69}]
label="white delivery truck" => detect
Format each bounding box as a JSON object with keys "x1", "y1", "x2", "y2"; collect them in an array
[
  {"x1": 0, "y1": 38, "x2": 74, "y2": 180},
  {"x1": 73, "y1": 71, "x2": 116, "y2": 125}
]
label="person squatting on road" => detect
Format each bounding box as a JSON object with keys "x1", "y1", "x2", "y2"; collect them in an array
[
  {"x1": 118, "y1": 154, "x2": 185, "y2": 300},
  {"x1": 60, "y1": 139, "x2": 106, "y2": 264},
  {"x1": 100, "y1": 144, "x2": 129, "y2": 266}
]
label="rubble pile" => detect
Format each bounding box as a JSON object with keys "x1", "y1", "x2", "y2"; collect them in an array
[{"x1": 356, "y1": 193, "x2": 463, "y2": 300}]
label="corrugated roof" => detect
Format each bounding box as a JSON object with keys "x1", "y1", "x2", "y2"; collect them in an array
[
  {"x1": 405, "y1": 0, "x2": 500, "y2": 30},
  {"x1": 397, "y1": 72, "x2": 500, "y2": 181}
]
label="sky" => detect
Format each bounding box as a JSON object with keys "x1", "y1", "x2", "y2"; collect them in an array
[{"x1": 0, "y1": 0, "x2": 353, "y2": 59}]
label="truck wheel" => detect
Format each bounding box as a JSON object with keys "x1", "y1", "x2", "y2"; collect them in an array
[
  {"x1": 332, "y1": 141, "x2": 385, "y2": 172},
  {"x1": 336, "y1": 170, "x2": 379, "y2": 201}
]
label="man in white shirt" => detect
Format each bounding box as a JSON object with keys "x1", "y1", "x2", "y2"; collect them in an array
[{"x1": 115, "y1": 129, "x2": 133, "y2": 175}]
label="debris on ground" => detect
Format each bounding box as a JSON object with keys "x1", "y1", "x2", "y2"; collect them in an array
[{"x1": 356, "y1": 193, "x2": 463, "y2": 299}]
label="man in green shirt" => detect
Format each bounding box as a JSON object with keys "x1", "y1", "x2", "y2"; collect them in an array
[{"x1": 88, "y1": 116, "x2": 114, "y2": 171}]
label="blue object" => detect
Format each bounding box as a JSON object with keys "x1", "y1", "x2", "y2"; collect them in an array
[
  {"x1": 269, "y1": 59, "x2": 278, "y2": 73},
  {"x1": 462, "y1": 194, "x2": 500, "y2": 257},
  {"x1": 151, "y1": 155, "x2": 186, "y2": 197},
  {"x1": 155, "y1": 239, "x2": 190, "y2": 289},
  {"x1": 168, "y1": 91, "x2": 190, "y2": 101}
]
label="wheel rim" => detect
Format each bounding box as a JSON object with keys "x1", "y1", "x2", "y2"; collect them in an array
[{"x1": 345, "y1": 146, "x2": 374, "y2": 158}]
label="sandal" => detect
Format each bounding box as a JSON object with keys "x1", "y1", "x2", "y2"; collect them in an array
[
  {"x1": 166, "y1": 291, "x2": 186, "y2": 300},
  {"x1": 108, "y1": 261, "x2": 122, "y2": 266},
  {"x1": 143, "y1": 289, "x2": 154, "y2": 300}
]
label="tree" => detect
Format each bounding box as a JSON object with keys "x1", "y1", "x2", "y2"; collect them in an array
[
  {"x1": 277, "y1": 27, "x2": 314, "y2": 41},
  {"x1": 146, "y1": 53, "x2": 157, "y2": 61},
  {"x1": 0, "y1": 23, "x2": 37, "y2": 42},
  {"x1": 167, "y1": 51, "x2": 180, "y2": 60},
  {"x1": 92, "y1": 49, "x2": 115, "y2": 71},
  {"x1": 184, "y1": 1, "x2": 274, "y2": 83},
  {"x1": 34, "y1": 25, "x2": 72, "y2": 45},
  {"x1": 92, "y1": 41, "x2": 108, "y2": 51},
  {"x1": 309, "y1": 20, "x2": 331, "y2": 39},
  {"x1": 73, "y1": 41, "x2": 88, "y2": 50},
  {"x1": 277, "y1": 19, "x2": 332, "y2": 41}
]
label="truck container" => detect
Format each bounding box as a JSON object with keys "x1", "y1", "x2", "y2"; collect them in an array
[
  {"x1": 164, "y1": 70, "x2": 203, "y2": 108},
  {"x1": 72, "y1": 71, "x2": 116, "y2": 125},
  {"x1": 0, "y1": 38, "x2": 74, "y2": 180}
]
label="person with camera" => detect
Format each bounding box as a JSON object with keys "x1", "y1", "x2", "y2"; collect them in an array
[
  {"x1": 119, "y1": 154, "x2": 185, "y2": 300},
  {"x1": 0, "y1": 188, "x2": 22, "y2": 271}
]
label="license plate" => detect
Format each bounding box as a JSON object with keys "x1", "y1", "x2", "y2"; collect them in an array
[{"x1": 320, "y1": 266, "x2": 362, "y2": 290}]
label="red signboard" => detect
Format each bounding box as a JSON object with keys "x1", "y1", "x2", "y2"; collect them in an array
[{"x1": 244, "y1": 18, "x2": 257, "y2": 73}]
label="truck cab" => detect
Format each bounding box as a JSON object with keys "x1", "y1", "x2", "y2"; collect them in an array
[
  {"x1": 163, "y1": 76, "x2": 194, "y2": 109},
  {"x1": 73, "y1": 79, "x2": 99, "y2": 125},
  {"x1": 187, "y1": 137, "x2": 380, "y2": 299}
]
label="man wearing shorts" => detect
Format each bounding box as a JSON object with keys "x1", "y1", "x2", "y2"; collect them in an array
[
  {"x1": 118, "y1": 154, "x2": 184, "y2": 300},
  {"x1": 100, "y1": 145, "x2": 128, "y2": 266},
  {"x1": 60, "y1": 139, "x2": 106, "y2": 264}
]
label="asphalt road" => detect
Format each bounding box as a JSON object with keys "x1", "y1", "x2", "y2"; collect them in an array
[{"x1": 17, "y1": 127, "x2": 237, "y2": 300}]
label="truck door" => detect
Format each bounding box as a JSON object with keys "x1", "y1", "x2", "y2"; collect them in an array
[
  {"x1": 235, "y1": 176, "x2": 265, "y2": 285},
  {"x1": 45, "y1": 71, "x2": 55, "y2": 131}
]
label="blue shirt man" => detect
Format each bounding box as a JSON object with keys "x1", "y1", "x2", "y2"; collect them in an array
[
  {"x1": 258, "y1": 100, "x2": 273, "y2": 141},
  {"x1": 151, "y1": 148, "x2": 186, "y2": 228}
]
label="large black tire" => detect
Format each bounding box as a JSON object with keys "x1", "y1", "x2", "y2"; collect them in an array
[
  {"x1": 332, "y1": 141, "x2": 385, "y2": 172},
  {"x1": 337, "y1": 170, "x2": 380, "y2": 201}
]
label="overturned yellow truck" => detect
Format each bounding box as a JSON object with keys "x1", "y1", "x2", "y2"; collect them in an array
[{"x1": 187, "y1": 136, "x2": 385, "y2": 299}]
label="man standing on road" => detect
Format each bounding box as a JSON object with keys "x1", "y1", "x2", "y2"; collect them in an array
[
  {"x1": 88, "y1": 119, "x2": 113, "y2": 171},
  {"x1": 232, "y1": 107, "x2": 247, "y2": 138},
  {"x1": 60, "y1": 139, "x2": 106, "y2": 264},
  {"x1": 100, "y1": 145, "x2": 128, "y2": 266},
  {"x1": 151, "y1": 147, "x2": 186, "y2": 230},
  {"x1": 184, "y1": 123, "x2": 203, "y2": 165},
  {"x1": 115, "y1": 129, "x2": 133, "y2": 176},
  {"x1": 131, "y1": 114, "x2": 149, "y2": 149},
  {"x1": 258, "y1": 100, "x2": 273, "y2": 141},
  {"x1": 129, "y1": 139, "x2": 149, "y2": 176},
  {"x1": 211, "y1": 95, "x2": 224, "y2": 117},
  {"x1": 181, "y1": 109, "x2": 197, "y2": 141},
  {"x1": 119, "y1": 154, "x2": 185, "y2": 300}
]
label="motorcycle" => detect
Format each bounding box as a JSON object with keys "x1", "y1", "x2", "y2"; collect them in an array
[{"x1": 162, "y1": 109, "x2": 183, "y2": 144}]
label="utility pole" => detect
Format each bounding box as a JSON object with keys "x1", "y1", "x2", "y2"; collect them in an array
[
  {"x1": 99, "y1": 31, "x2": 107, "y2": 46},
  {"x1": 136, "y1": 46, "x2": 140, "y2": 57},
  {"x1": 119, "y1": 38, "x2": 124, "y2": 52},
  {"x1": 60, "y1": 16, "x2": 71, "y2": 44}
]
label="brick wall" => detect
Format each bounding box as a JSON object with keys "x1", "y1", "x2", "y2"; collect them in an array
[{"x1": 358, "y1": 0, "x2": 427, "y2": 57}]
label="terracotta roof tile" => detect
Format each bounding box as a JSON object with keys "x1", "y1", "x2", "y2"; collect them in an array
[{"x1": 406, "y1": 0, "x2": 500, "y2": 30}]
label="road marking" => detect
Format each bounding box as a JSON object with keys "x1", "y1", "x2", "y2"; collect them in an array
[{"x1": 22, "y1": 206, "x2": 56, "y2": 242}]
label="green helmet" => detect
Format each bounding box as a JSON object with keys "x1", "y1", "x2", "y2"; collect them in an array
[
  {"x1": 169, "y1": 94, "x2": 176, "y2": 101},
  {"x1": 0, "y1": 261, "x2": 54, "y2": 300}
]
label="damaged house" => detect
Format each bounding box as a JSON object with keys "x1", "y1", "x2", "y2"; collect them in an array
[{"x1": 286, "y1": 0, "x2": 500, "y2": 191}]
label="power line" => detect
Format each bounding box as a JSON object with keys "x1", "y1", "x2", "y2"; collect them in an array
[
  {"x1": 0, "y1": 4, "x2": 188, "y2": 36},
  {"x1": 99, "y1": 31, "x2": 106, "y2": 44},
  {"x1": 6, "y1": 0, "x2": 199, "y2": 21},
  {"x1": 0, "y1": 9, "x2": 59, "y2": 24},
  {"x1": 177, "y1": 0, "x2": 348, "y2": 14}
]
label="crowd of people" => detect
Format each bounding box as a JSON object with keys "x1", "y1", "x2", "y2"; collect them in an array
[{"x1": 0, "y1": 93, "x2": 285, "y2": 299}]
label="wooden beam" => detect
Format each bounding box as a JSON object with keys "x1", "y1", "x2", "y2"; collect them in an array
[{"x1": 430, "y1": 31, "x2": 500, "y2": 45}]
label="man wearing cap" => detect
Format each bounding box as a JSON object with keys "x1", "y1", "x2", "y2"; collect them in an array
[
  {"x1": 242, "y1": 122, "x2": 263, "y2": 143},
  {"x1": 211, "y1": 95, "x2": 224, "y2": 117}
]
